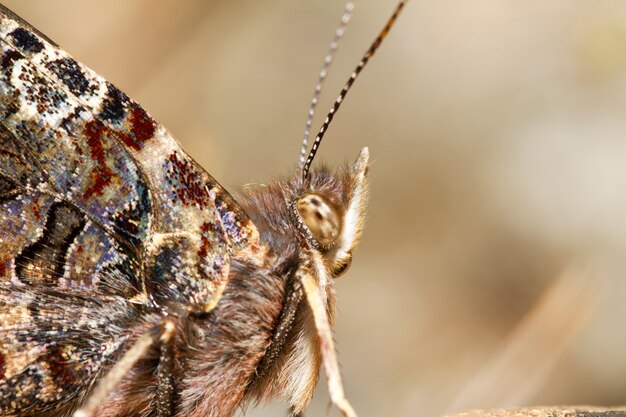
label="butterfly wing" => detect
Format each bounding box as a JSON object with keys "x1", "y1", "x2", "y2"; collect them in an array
[
  {"x1": 0, "y1": 4, "x2": 259, "y2": 414},
  {"x1": 0, "y1": 5, "x2": 259, "y2": 309}
]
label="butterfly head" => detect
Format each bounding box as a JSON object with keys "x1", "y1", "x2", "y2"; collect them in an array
[{"x1": 292, "y1": 147, "x2": 369, "y2": 277}]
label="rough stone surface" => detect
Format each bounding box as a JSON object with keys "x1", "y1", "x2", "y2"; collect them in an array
[{"x1": 444, "y1": 407, "x2": 626, "y2": 417}]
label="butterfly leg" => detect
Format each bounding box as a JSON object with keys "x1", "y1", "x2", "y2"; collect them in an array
[
  {"x1": 156, "y1": 320, "x2": 176, "y2": 417},
  {"x1": 73, "y1": 320, "x2": 176, "y2": 417},
  {"x1": 298, "y1": 267, "x2": 357, "y2": 417}
]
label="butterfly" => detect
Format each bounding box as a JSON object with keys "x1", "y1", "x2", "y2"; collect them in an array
[{"x1": 0, "y1": 2, "x2": 407, "y2": 416}]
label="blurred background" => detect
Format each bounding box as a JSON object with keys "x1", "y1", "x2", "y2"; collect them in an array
[{"x1": 4, "y1": 1, "x2": 626, "y2": 416}]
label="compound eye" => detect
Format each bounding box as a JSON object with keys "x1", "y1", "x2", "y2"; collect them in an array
[{"x1": 296, "y1": 194, "x2": 342, "y2": 248}]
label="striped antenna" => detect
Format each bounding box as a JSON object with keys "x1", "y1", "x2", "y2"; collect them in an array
[
  {"x1": 299, "y1": 2, "x2": 355, "y2": 169},
  {"x1": 302, "y1": 0, "x2": 408, "y2": 180}
]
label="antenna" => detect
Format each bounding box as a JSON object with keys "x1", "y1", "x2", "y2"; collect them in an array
[
  {"x1": 302, "y1": 0, "x2": 408, "y2": 180},
  {"x1": 299, "y1": 2, "x2": 355, "y2": 169}
]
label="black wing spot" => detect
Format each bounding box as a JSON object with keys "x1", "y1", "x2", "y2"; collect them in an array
[
  {"x1": 15, "y1": 201, "x2": 86, "y2": 284},
  {"x1": 112, "y1": 181, "x2": 151, "y2": 245},
  {"x1": 46, "y1": 57, "x2": 90, "y2": 95},
  {"x1": 100, "y1": 83, "x2": 129, "y2": 122},
  {"x1": 0, "y1": 49, "x2": 20, "y2": 70},
  {"x1": 9, "y1": 28, "x2": 43, "y2": 53}
]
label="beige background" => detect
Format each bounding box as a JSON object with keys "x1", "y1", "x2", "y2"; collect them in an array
[{"x1": 3, "y1": 1, "x2": 626, "y2": 416}]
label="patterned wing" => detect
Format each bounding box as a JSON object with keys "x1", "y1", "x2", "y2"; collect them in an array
[
  {"x1": 0, "y1": 283, "x2": 145, "y2": 415},
  {"x1": 0, "y1": 4, "x2": 259, "y2": 307},
  {"x1": 0, "y1": 4, "x2": 259, "y2": 415}
]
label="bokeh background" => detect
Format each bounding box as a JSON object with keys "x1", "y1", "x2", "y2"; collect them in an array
[{"x1": 4, "y1": 1, "x2": 626, "y2": 416}]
